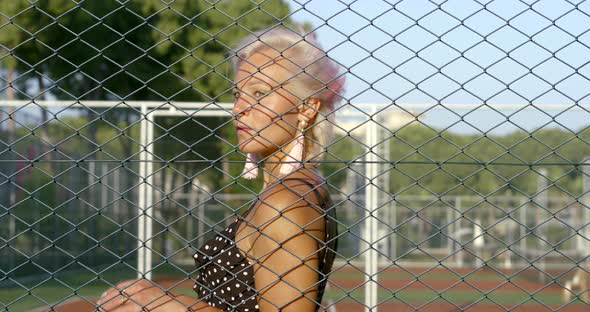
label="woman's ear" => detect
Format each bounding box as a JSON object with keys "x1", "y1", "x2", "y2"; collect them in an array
[{"x1": 299, "y1": 97, "x2": 321, "y2": 124}]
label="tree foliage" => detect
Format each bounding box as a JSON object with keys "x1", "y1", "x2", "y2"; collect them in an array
[
  {"x1": 328, "y1": 124, "x2": 590, "y2": 198},
  {"x1": 1, "y1": 0, "x2": 298, "y2": 192},
  {"x1": 4, "y1": 2, "x2": 587, "y2": 197}
]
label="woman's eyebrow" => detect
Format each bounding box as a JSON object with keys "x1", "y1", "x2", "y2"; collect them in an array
[
  {"x1": 237, "y1": 78, "x2": 284, "y2": 92},
  {"x1": 237, "y1": 64, "x2": 294, "y2": 90},
  {"x1": 236, "y1": 69, "x2": 272, "y2": 87},
  {"x1": 248, "y1": 81, "x2": 274, "y2": 89}
]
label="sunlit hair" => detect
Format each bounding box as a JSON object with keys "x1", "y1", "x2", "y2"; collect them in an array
[{"x1": 231, "y1": 26, "x2": 346, "y2": 164}]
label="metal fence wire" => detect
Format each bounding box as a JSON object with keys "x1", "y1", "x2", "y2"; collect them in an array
[{"x1": 1, "y1": 0, "x2": 590, "y2": 311}]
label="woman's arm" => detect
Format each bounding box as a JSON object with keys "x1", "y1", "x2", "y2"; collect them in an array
[
  {"x1": 247, "y1": 180, "x2": 325, "y2": 311},
  {"x1": 97, "y1": 177, "x2": 327, "y2": 312},
  {"x1": 96, "y1": 279, "x2": 222, "y2": 312}
]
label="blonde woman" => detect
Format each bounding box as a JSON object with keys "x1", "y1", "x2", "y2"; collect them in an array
[{"x1": 98, "y1": 26, "x2": 345, "y2": 312}]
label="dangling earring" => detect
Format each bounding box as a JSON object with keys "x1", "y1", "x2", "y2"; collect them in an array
[
  {"x1": 280, "y1": 120, "x2": 307, "y2": 175},
  {"x1": 241, "y1": 152, "x2": 258, "y2": 180}
]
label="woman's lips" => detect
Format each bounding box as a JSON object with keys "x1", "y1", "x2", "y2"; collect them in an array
[{"x1": 237, "y1": 126, "x2": 251, "y2": 133}]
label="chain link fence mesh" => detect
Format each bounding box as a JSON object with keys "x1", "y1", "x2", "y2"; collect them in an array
[{"x1": 1, "y1": 0, "x2": 590, "y2": 311}]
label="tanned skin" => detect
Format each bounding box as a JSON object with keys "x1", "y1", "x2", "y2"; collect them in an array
[{"x1": 97, "y1": 47, "x2": 330, "y2": 312}]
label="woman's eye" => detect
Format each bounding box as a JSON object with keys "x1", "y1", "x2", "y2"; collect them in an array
[{"x1": 254, "y1": 91, "x2": 265, "y2": 98}]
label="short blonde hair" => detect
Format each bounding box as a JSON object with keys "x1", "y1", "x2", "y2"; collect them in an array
[{"x1": 231, "y1": 26, "x2": 346, "y2": 163}]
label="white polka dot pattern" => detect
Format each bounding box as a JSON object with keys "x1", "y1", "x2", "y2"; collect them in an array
[
  {"x1": 194, "y1": 219, "x2": 257, "y2": 312},
  {"x1": 193, "y1": 178, "x2": 338, "y2": 312}
]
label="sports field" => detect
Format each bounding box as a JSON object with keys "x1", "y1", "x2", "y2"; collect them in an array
[{"x1": 2, "y1": 264, "x2": 588, "y2": 312}]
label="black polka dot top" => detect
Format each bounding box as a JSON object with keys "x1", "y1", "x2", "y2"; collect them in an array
[{"x1": 193, "y1": 178, "x2": 338, "y2": 312}]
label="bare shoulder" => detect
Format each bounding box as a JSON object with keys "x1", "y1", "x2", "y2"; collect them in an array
[
  {"x1": 262, "y1": 170, "x2": 324, "y2": 211},
  {"x1": 251, "y1": 170, "x2": 326, "y2": 239}
]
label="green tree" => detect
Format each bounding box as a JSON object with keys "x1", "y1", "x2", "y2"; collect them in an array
[
  {"x1": 1, "y1": 0, "x2": 301, "y2": 193},
  {"x1": 1, "y1": 0, "x2": 305, "y2": 277},
  {"x1": 386, "y1": 123, "x2": 590, "y2": 198}
]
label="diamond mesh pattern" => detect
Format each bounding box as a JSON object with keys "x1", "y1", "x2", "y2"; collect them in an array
[{"x1": 1, "y1": 0, "x2": 590, "y2": 311}]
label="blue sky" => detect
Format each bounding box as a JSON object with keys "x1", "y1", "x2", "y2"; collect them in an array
[
  {"x1": 287, "y1": 0, "x2": 590, "y2": 134},
  {"x1": 4, "y1": 1, "x2": 588, "y2": 136}
]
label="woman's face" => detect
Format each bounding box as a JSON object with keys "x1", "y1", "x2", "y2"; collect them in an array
[{"x1": 232, "y1": 48, "x2": 304, "y2": 154}]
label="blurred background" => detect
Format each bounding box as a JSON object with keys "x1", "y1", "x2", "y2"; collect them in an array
[{"x1": 1, "y1": 0, "x2": 589, "y2": 311}]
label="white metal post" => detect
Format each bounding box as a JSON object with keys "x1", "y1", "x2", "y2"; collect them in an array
[
  {"x1": 474, "y1": 218, "x2": 484, "y2": 268},
  {"x1": 375, "y1": 121, "x2": 390, "y2": 263},
  {"x1": 391, "y1": 200, "x2": 397, "y2": 262},
  {"x1": 455, "y1": 197, "x2": 463, "y2": 267},
  {"x1": 536, "y1": 168, "x2": 548, "y2": 282},
  {"x1": 146, "y1": 110, "x2": 155, "y2": 276},
  {"x1": 114, "y1": 166, "x2": 120, "y2": 221},
  {"x1": 364, "y1": 106, "x2": 379, "y2": 312},
  {"x1": 520, "y1": 196, "x2": 528, "y2": 268},
  {"x1": 582, "y1": 159, "x2": 590, "y2": 258},
  {"x1": 137, "y1": 105, "x2": 146, "y2": 279},
  {"x1": 137, "y1": 105, "x2": 155, "y2": 280},
  {"x1": 447, "y1": 201, "x2": 452, "y2": 255},
  {"x1": 102, "y1": 163, "x2": 108, "y2": 210},
  {"x1": 88, "y1": 161, "x2": 95, "y2": 212},
  {"x1": 88, "y1": 161, "x2": 96, "y2": 267},
  {"x1": 198, "y1": 190, "x2": 206, "y2": 249}
]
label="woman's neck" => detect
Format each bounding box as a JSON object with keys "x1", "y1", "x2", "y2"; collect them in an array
[
  {"x1": 259, "y1": 146, "x2": 290, "y2": 188},
  {"x1": 259, "y1": 138, "x2": 314, "y2": 188}
]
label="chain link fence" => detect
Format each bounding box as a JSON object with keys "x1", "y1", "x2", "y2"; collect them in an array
[{"x1": 1, "y1": 0, "x2": 590, "y2": 311}]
